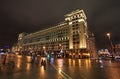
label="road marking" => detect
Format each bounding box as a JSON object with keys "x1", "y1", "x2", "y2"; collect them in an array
[{"x1": 51, "y1": 63, "x2": 72, "y2": 79}]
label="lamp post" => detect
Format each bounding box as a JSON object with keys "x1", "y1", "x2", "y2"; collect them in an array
[
  {"x1": 106, "y1": 33, "x2": 114, "y2": 59},
  {"x1": 59, "y1": 43, "x2": 65, "y2": 58},
  {"x1": 43, "y1": 46, "x2": 46, "y2": 56}
]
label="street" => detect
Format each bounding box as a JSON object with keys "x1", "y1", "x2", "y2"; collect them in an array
[{"x1": 0, "y1": 54, "x2": 120, "y2": 79}]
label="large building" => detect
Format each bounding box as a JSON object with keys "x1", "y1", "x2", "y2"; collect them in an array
[{"x1": 15, "y1": 9, "x2": 97, "y2": 58}]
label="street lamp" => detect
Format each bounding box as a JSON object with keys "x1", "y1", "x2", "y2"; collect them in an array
[
  {"x1": 43, "y1": 46, "x2": 47, "y2": 56},
  {"x1": 106, "y1": 33, "x2": 114, "y2": 59},
  {"x1": 106, "y1": 33, "x2": 110, "y2": 39},
  {"x1": 58, "y1": 43, "x2": 65, "y2": 58},
  {"x1": 43, "y1": 46, "x2": 46, "y2": 50}
]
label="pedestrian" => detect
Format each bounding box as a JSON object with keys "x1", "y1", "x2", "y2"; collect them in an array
[
  {"x1": 0, "y1": 54, "x2": 2, "y2": 68},
  {"x1": 43, "y1": 60, "x2": 46, "y2": 70},
  {"x1": 37, "y1": 58, "x2": 40, "y2": 65},
  {"x1": 41, "y1": 59, "x2": 44, "y2": 66},
  {"x1": 2, "y1": 54, "x2": 7, "y2": 65}
]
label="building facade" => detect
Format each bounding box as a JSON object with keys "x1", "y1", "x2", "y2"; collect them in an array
[{"x1": 16, "y1": 9, "x2": 96, "y2": 58}]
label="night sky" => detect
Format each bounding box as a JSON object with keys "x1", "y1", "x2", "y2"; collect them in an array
[{"x1": 0, "y1": 0, "x2": 120, "y2": 49}]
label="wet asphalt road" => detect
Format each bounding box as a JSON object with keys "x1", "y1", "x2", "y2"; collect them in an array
[{"x1": 0, "y1": 54, "x2": 120, "y2": 79}]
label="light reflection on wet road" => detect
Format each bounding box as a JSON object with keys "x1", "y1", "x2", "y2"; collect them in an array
[
  {"x1": 52, "y1": 58, "x2": 120, "y2": 79},
  {"x1": 0, "y1": 54, "x2": 120, "y2": 79}
]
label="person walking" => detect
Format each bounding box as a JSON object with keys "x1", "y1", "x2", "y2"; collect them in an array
[
  {"x1": 2, "y1": 54, "x2": 7, "y2": 65},
  {"x1": 0, "y1": 54, "x2": 2, "y2": 69},
  {"x1": 43, "y1": 60, "x2": 46, "y2": 70},
  {"x1": 41, "y1": 59, "x2": 44, "y2": 66}
]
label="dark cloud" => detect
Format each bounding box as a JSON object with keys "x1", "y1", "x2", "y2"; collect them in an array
[{"x1": 0, "y1": 0, "x2": 120, "y2": 49}]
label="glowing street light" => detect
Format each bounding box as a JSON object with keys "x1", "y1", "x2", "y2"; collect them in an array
[
  {"x1": 106, "y1": 33, "x2": 114, "y2": 59},
  {"x1": 106, "y1": 33, "x2": 110, "y2": 39},
  {"x1": 43, "y1": 46, "x2": 46, "y2": 50}
]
